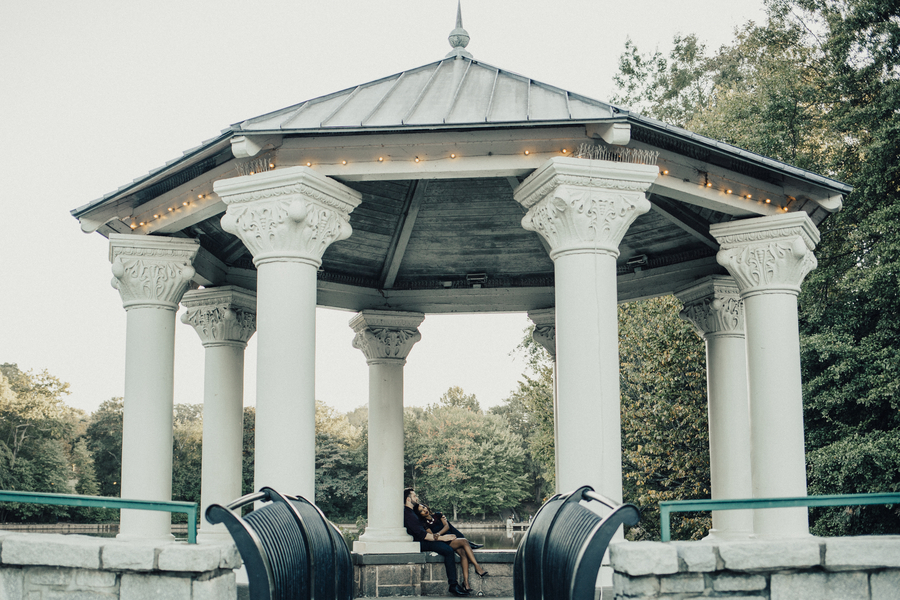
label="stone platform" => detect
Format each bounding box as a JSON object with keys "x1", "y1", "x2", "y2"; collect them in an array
[
  {"x1": 610, "y1": 536, "x2": 900, "y2": 599},
  {"x1": 353, "y1": 550, "x2": 516, "y2": 597}
]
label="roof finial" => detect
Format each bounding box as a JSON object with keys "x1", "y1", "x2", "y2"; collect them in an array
[{"x1": 446, "y1": 0, "x2": 473, "y2": 59}]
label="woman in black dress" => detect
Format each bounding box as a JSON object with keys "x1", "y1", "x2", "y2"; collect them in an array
[{"x1": 417, "y1": 504, "x2": 488, "y2": 592}]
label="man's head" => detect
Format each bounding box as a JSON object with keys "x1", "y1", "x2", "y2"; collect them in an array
[{"x1": 403, "y1": 487, "x2": 419, "y2": 507}]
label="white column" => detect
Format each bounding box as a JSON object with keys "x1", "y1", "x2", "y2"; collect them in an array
[
  {"x1": 527, "y1": 307, "x2": 559, "y2": 494},
  {"x1": 181, "y1": 286, "x2": 256, "y2": 543},
  {"x1": 215, "y1": 166, "x2": 361, "y2": 500},
  {"x1": 110, "y1": 234, "x2": 199, "y2": 541},
  {"x1": 350, "y1": 310, "x2": 425, "y2": 554},
  {"x1": 710, "y1": 212, "x2": 820, "y2": 538},
  {"x1": 514, "y1": 157, "x2": 658, "y2": 500},
  {"x1": 675, "y1": 276, "x2": 753, "y2": 539}
]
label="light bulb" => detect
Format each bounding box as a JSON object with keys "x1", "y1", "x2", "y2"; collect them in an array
[
  {"x1": 415, "y1": 157, "x2": 420, "y2": 163},
  {"x1": 450, "y1": 153, "x2": 456, "y2": 159},
  {"x1": 765, "y1": 199, "x2": 771, "y2": 204},
  {"x1": 168, "y1": 207, "x2": 174, "y2": 212},
  {"x1": 342, "y1": 160, "x2": 347, "y2": 165},
  {"x1": 306, "y1": 162, "x2": 311, "y2": 167},
  {"x1": 183, "y1": 201, "x2": 188, "y2": 206},
  {"x1": 524, "y1": 150, "x2": 530, "y2": 155},
  {"x1": 378, "y1": 157, "x2": 384, "y2": 162},
  {"x1": 663, "y1": 170, "x2": 669, "y2": 175},
  {"x1": 726, "y1": 189, "x2": 733, "y2": 194},
  {"x1": 706, "y1": 182, "x2": 712, "y2": 188}
]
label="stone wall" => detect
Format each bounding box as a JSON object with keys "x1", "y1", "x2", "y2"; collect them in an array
[
  {"x1": 0, "y1": 531, "x2": 239, "y2": 600},
  {"x1": 353, "y1": 550, "x2": 516, "y2": 597},
  {"x1": 610, "y1": 536, "x2": 900, "y2": 600}
]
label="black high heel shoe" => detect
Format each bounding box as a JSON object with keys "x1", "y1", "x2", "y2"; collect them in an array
[{"x1": 477, "y1": 569, "x2": 489, "y2": 578}]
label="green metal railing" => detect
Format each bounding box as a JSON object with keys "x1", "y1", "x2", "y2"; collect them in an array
[
  {"x1": 659, "y1": 493, "x2": 900, "y2": 542},
  {"x1": 0, "y1": 490, "x2": 198, "y2": 543}
]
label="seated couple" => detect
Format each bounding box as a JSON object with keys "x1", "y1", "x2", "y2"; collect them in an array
[{"x1": 403, "y1": 488, "x2": 489, "y2": 597}]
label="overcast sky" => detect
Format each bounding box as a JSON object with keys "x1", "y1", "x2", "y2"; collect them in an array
[{"x1": 0, "y1": 0, "x2": 766, "y2": 416}]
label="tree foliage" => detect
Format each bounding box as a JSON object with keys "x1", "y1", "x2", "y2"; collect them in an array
[
  {"x1": 619, "y1": 297, "x2": 711, "y2": 541},
  {"x1": 612, "y1": 0, "x2": 900, "y2": 536}
]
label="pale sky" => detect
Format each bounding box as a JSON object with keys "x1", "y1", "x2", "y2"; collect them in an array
[{"x1": 0, "y1": 0, "x2": 766, "y2": 416}]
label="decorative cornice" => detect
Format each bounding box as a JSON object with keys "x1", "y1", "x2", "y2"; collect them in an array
[
  {"x1": 215, "y1": 166, "x2": 362, "y2": 268},
  {"x1": 349, "y1": 310, "x2": 425, "y2": 364},
  {"x1": 109, "y1": 234, "x2": 199, "y2": 311},
  {"x1": 674, "y1": 276, "x2": 744, "y2": 339},
  {"x1": 181, "y1": 286, "x2": 257, "y2": 348},
  {"x1": 527, "y1": 308, "x2": 556, "y2": 357},
  {"x1": 710, "y1": 213, "x2": 820, "y2": 297}
]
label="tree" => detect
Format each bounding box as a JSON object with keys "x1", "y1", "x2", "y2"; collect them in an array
[
  {"x1": 493, "y1": 328, "x2": 556, "y2": 501},
  {"x1": 619, "y1": 297, "x2": 711, "y2": 541},
  {"x1": 171, "y1": 404, "x2": 203, "y2": 509},
  {"x1": 435, "y1": 386, "x2": 481, "y2": 412},
  {"x1": 315, "y1": 400, "x2": 367, "y2": 520},
  {"x1": 413, "y1": 405, "x2": 529, "y2": 520},
  {"x1": 85, "y1": 398, "x2": 123, "y2": 498}
]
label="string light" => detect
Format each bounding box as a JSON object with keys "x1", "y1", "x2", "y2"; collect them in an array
[
  {"x1": 306, "y1": 162, "x2": 312, "y2": 167},
  {"x1": 746, "y1": 194, "x2": 752, "y2": 199},
  {"x1": 153, "y1": 214, "x2": 160, "y2": 219},
  {"x1": 269, "y1": 162, "x2": 275, "y2": 169},
  {"x1": 168, "y1": 207, "x2": 174, "y2": 212},
  {"x1": 415, "y1": 157, "x2": 420, "y2": 162},
  {"x1": 726, "y1": 189, "x2": 733, "y2": 194},
  {"x1": 524, "y1": 150, "x2": 530, "y2": 155},
  {"x1": 561, "y1": 149, "x2": 568, "y2": 154},
  {"x1": 130, "y1": 223, "x2": 137, "y2": 229},
  {"x1": 450, "y1": 153, "x2": 456, "y2": 159},
  {"x1": 342, "y1": 160, "x2": 347, "y2": 165},
  {"x1": 765, "y1": 199, "x2": 771, "y2": 204},
  {"x1": 378, "y1": 157, "x2": 384, "y2": 162},
  {"x1": 662, "y1": 169, "x2": 669, "y2": 175},
  {"x1": 183, "y1": 201, "x2": 189, "y2": 206}
]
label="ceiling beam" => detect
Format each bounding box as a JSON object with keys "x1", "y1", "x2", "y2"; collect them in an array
[
  {"x1": 649, "y1": 195, "x2": 720, "y2": 250},
  {"x1": 380, "y1": 180, "x2": 428, "y2": 289}
]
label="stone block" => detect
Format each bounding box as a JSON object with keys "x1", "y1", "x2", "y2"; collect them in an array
[
  {"x1": 478, "y1": 563, "x2": 512, "y2": 577},
  {"x1": 157, "y1": 543, "x2": 221, "y2": 572},
  {"x1": 718, "y1": 539, "x2": 822, "y2": 571},
  {"x1": 2, "y1": 534, "x2": 101, "y2": 569},
  {"x1": 610, "y1": 541, "x2": 679, "y2": 577},
  {"x1": 119, "y1": 572, "x2": 191, "y2": 600},
  {"x1": 192, "y1": 572, "x2": 236, "y2": 600},
  {"x1": 101, "y1": 542, "x2": 157, "y2": 571},
  {"x1": 75, "y1": 569, "x2": 118, "y2": 588},
  {"x1": 378, "y1": 564, "x2": 416, "y2": 585},
  {"x1": 27, "y1": 566, "x2": 73, "y2": 585},
  {"x1": 356, "y1": 564, "x2": 376, "y2": 597},
  {"x1": 219, "y1": 544, "x2": 242, "y2": 569},
  {"x1": 771, "y1": 570, "x2": 867, "y2": 600},
  {"x1": 45, "y1": 592, "x2": 117, "y2": 600},
  {"x1": 659, "y1": 573, "x2": 705, "y2": 593},
  {"x1": 0, "y1": 568, "x2": 24, "y2": 600},
  {"x1": 711, "y1": 573, "x2": 766, "y2": 591},
  {"x1": 421, "y1": 579, "x2": 447, "y2": 595},
  {"x1": 825, "y1": 535, "x2": 900, "y2": 570},
  {"x1": 672, "y1": 542, "x2": 717, "y2": 572},
  {"x1": 612, "y1": 572, "x2": 659, "y2": 597},
  {"x1": 478, "y1": 575, "x2": 513, "y2": 596},
  {"x1": 871, "y1": 569, "x2": 900, "y2": 600},
  {"x1": 379, "y1": 584, "x2": 418, "y2": 596}
]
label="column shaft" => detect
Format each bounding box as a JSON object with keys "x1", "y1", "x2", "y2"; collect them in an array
[
  {"x1": 744, "y1": 293, "x2": 808, "y2": 535},
  {"x1": 120, "y1": 308, "x2": 177, "y2": 540},
  {"x1": 198, "y1": 344, "x2": 246, "y2": 541},
  {"x1": 554, "y1": 251, "x2": 621, "y2": 499},
  {"x1": 256, "y1": 261, "x2": 318, "y2": 499},
  {"x1": 705, "y1": 334, "x2": 753, "y2": 536}
]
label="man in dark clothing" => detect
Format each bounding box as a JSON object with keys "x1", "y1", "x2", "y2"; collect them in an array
[{"x1": 404, "y1": 488, "x2": 469, "y2": 597}]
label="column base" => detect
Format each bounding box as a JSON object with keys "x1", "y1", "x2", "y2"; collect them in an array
[
  {"x1": 702, "y1": 528, "x2": 755, "y2": 542},
  {"x1": 353, "y1": 540, "x2": 422, "y2": 554},
  {"x1": 116, "y1": 532, "x2": 175, "y2": 543}
]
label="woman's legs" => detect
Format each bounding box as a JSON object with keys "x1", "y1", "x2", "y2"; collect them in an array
[
  {"x1": 454, "y1": 547, "x2": 470, "y2": 589},
  {"x1": 449, "y1": 539, "x2": 487, "y2": 576}
]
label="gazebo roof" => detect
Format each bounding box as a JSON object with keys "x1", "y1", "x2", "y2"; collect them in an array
[{"x1": 71, "y1": 17, "x2": 852, "y2": 314}]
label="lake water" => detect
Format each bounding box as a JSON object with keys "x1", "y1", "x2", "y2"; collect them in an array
[{"x1": 457, "y1": 528, "x2": 526, "y2": 550}]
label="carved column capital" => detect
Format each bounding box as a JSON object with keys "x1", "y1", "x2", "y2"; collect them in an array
[
  {"x1": 214, "y1": 166, "x2": 363, "y2": 268},
  {"x1": 527, "y1": 308, "x2": 556, "y2": 357},
  {"x1": 675, "y1": 276, "x2": 744, "y2": 340},
  {"x1": 181, "y1": 286, "x2": 257, "y2": 348},
  {"x1": 710, "y1": 213, "x2": 820, "y2": 298},
  {"x1": 514, "y1": 157, "x2": 658, "y2": 259},
  {"x1": 109, "y1": 234, "x2": 200, "y2": 311},
  {"x1": 349, "y1": 310, "x2": 425, "y2": 365}
]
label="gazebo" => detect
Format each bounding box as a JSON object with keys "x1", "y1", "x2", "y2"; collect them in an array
[{"x1": 71, "y1": 7, "x2": 850, "y2": 551}]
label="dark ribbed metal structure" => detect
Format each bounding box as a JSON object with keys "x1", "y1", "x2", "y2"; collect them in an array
[
  {"x1": 206, "y1": 487, "x2": 353, "y2": 600},
  {"x1": 514, "y1": 486, "x2": 640, "y2": 600}
]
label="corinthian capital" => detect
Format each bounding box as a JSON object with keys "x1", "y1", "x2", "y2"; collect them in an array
[
  {"x1": 527, "y1": 308, "x2": 556, "y2": 357},
  {"x1": 109, "y1": 234, "x2": 199, "y2": 310},
  {"x1": 674, "y1": 276, "x2": 744, "y2": 340},
  {"x1": 710, "y1": 213, "x2": 820, "y2": 298},
  {"x1": 181, "y1": 286, "x2": 257, "y2": 348},
  {"x1": 513, "y1": 157, "x2": 658, "y2": 259},
  {"x1": 349, "y1": 310, "x2": 425, "y2": 364},
  {"x1": 214, "y1": 166, "x2": 362, "y2": 268}
]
